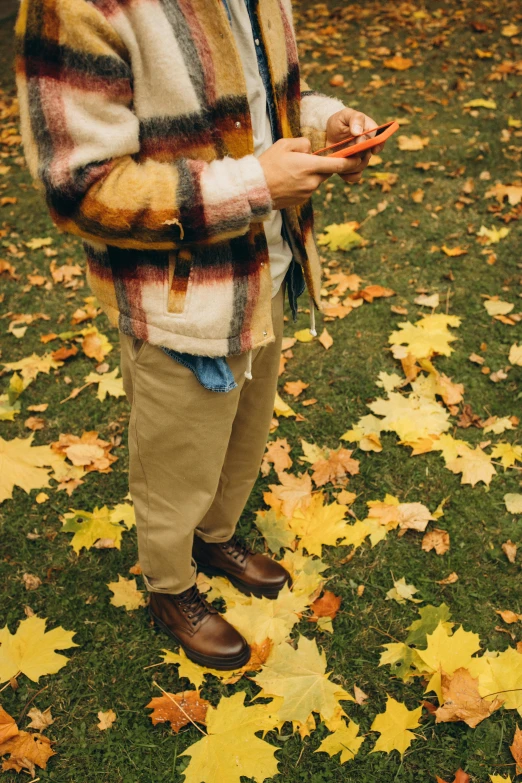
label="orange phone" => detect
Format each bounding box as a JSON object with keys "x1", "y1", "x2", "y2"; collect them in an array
[{"x1": 313, "y1": 120, "x2": 400, "y2": 158}]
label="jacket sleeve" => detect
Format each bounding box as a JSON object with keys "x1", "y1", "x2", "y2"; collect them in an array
[
  {"x1": 14, "y1": 0, "x2": 274, "y2": 251},
  {"x1": 299, "y1": 78, "x2": 345, "y2": 153}
]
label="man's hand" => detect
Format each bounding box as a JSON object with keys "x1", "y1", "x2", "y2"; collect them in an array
[
  {"x1": 326, "y1": 107, "x2": 384, "y2": 183},
  {"x1": 259, "y1": 137, "x2": 364, "y2": 210}
]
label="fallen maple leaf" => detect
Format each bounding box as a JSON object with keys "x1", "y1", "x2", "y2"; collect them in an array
[
  {"x1": 0, "y1": 615, "x2": 78, "y2": 683},
  {"x1": 436, "y1": 770, "x2": 470, "y2": 783},
  {"x1": 180, "y1": 692, "x2": 280, "y2": 783},
  {"x1": 309, "y1": 591, "x2": 341, "y2": 622},
  {"x1": 370, "y1": 696, "x2": 422, "y2": 757},
  {"x1": 26, "y1": 707, "x2": 54, "y2": 731},
  {"x1": 265, "y1": 471, "x2": 313, "y2": 517},
  {"x1": 311, "y1": 447, "x2": 359, "y2": 487},
  {"x1": 61, "y1": 503, "x2": 135, "y2": 553},
  {"x1": 317, "y1": 222, "x2": 365, "y2": 251},
  {"x1": 384, "y1": 55, "x2": 414, "y2": 70},
  {"x1": 0, "y1": 435, "x2": 61, "y2": 504},
  {"x1": 446, "y1": 443, "x2": 496, "y2": 486},
  {"x1": 84, "y1": 367, "x2": 125, "y2": 402},
  {"x1": 318, "y1": 327, "x2": 333, "y2": 350},
  {"x1": 386, "y1": 577, "x2": 421, "y2": 604},
  {"x1": 81, "y1": 327, "x2": 113, "y2": 362},
  {"x1": 289, "y1": 492, "x2": 349, "y2": 556},
  {"x1": 436, "y1": 667, "x2": 503, "y2": 728},
  {"x1": 51, "y1": 431, "x2": 117, "y2": 473},
  {"x1": 511, "y1": 726, "x2": 522, "y2": 775},
  {"x1": 254, "y1": 635, "x2": 353, "y2": 724},
  {"x1": 225, "y1": 585, "x2": 308, "y2": 645},
  {"x1": 261, "y1": 438, "x2": 292, "y2": 477},
  {"x1": 422, "y1": 528, "x2": 450, "y2": 555},
  {"x1": 508, "y1": 344, "x2": 522, "y2": 366},
  {"x1": 147, "y1": 690, "x2": 210, "y2": 732},
  {"x1": 254, "y1": 508, "x2": 295, "y2": 552},
  {"x1": 315, "y1": 718, "x2": 365, "y2": 763},
  {"x1": 397, "y1": 134, "x2": 429, "y2": 151},
  {"x1": 283, "y1": 380, "x2": 309, "y2": 397},
  {"x1": 0, "y1": 729, "x2": 55, "y2": 775},
  {"x1": 97, "y1": 709, "x2": 116, "y2": 730},
  {"x1": 0, "y1": 706, "x2": 18, "y2": 744},
  {"x1": 107, "y1": 576, "x2": 147, "y2": 611}
]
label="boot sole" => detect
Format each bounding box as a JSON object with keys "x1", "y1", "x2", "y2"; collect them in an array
[
  {"x1": 196, "y1": 563, "x2": 290, "y2": 600},
  {"x1": 148, "y1": 607, "x2": 251, "y2": 670}
]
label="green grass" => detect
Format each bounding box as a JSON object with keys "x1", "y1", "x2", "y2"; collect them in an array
[{"x1": 1, "y1": 1, "x2": 521, "y2": 781}]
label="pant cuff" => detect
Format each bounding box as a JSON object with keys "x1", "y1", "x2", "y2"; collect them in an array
[
  {"x1": 194, "y1": 529, "x2": 235, "y2": 544},
  {"x1": 142, "y1": 561, "x2": 197, "y2": 595}
]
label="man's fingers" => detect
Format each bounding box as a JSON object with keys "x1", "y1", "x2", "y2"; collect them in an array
[{"x1": 309, "y1": 154, "x2": 362, "y2": 176}]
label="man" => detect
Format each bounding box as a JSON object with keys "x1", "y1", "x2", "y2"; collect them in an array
[{"x1": 15, "y1": 0, "x2": 381, "y2": 670}]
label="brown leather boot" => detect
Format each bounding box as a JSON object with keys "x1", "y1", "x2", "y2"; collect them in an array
[
  {"x1": 193, "y1": 535, "x2": 291, "y2": 599},
  {"x1": 148, "y1": 585, "x2": 250, "y2": 670}
]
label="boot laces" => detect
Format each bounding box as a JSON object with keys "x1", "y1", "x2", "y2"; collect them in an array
[
  {"x1": 178, "y1": 585, "x2": 212, "y2": 625},
  {"x1": 221, "y1": 536, "x2": 251, "y2": 563}
]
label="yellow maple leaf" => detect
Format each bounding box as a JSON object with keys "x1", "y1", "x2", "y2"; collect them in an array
[
  {"x1": 417, "y1": 622, "x2": 482, "y2": 701},
  {"x1": 478, "y1": 647, "x2": 522, "y2": 713},
  {"x1": 490, "y1": 776, "x2": 513, "y2": 783},
  {"x1": 386, "y1": 577, "x2": 422, "y2": 604},
  {"x1": 274, "y1": 392, "x2": 296, "y2": 418},
  {"x1": 107, "y1": 576, "x2": 147, "y2": 611},
  {"x1": 225, "y1": 585, "x2": 308, "y2": 645},
  {"x1": 254, "y1": 509, "x2": 296, "y2": 553},
  {"x1": 446, "y1": 444, "x2": 496, "y2": 486},
  {"x1": 288, "y1": 492, "x2": 349, "y2": 556},
  {"x1": 504, "y1": 494, "x2": 522, "y2": 514},
  {"x1": 97, "y1": 709, "x2": 117, "y2": 730},
  {"x1": 180, "y1": 692, "x2": 280, "y2": 783},
  {"x1": 161, "y1": 648, "x2": 241, "y2": 688},
  {"x1": 491, "y1": 443, "x2": 522, "y2": 469},
  {"x1": 317, "y1": 222, "x2": 365, "y2": 252},
  {"x1": 294, "y1": 328, "x2": 315, "y2": 343},
  {"x1": 81, "y1": 326, "x2": 113, "y2": 362},
  {"x1": 368, "y1": 391, "x2": 451, "y2": 441},
  {"x1": 341, "y1": 414, "x2": 383, "y2": 452},
  {"x1": 278, "y1": 549, "x2": 329, "y2": 601},
  {"x1": 370, "y1": 696, "x2": 422, "y2": 756},
  {"x1": 204, "y1": 575, "x2": 252, "y2": 609},
  {"x1": 311, "y1": 448, "x2": 359, "y2": 487},
  {"x1": 389, "y1": 314, "x2": 461, "y2": 360},
  {"x1": 397, "y1": 134, "x2": 430, "y2": 151},
  {"x1": 477, "y1": 225, "x2": 510, "y2": 244},
  {"x1": 0, "y1": 435, "x2": 61, "y2": 504},
  {"x1": 61, "y1": 503, "x2": 134, "y2": 553},
  {"x1": 3, "y1": 352, "x2": 63, "y2": 381},
  {"x1": 254, "y1": 635, "x2": 353, "y2": 724},
  {"x1": 84, "y1": 367, "x2": 125, "y2": 402},
  {"x1": 315, "y1": 718, "x2": 365, "y2": 763},
  {"x1": 0, "y1": 615, "x2": 78, "y2": 683}
]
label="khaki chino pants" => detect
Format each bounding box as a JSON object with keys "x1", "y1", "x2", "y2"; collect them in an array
[{"x1": 119, "y1": 285, "x2": 285, "y2": 594}]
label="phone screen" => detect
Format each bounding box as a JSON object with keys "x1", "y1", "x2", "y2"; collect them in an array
[{"x1": 314, "y1": 122, "x2": 394, "y2": 157}]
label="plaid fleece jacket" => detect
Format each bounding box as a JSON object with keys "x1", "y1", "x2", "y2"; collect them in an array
[{"x1": 15, "y1": 0, "x2": 345, "y2": 356}]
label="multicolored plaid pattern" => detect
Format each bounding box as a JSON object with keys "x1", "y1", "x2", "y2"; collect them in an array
[{"x1": 15, "y1": 0, "x2": 344, "y2": 356}]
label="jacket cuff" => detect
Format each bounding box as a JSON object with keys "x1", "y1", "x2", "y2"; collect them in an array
[
  {"x1": 237, "y1": 154, "x2": 274, "y2": 221},
  {"x1": 300, "y1": 91, "x2": 346, "y2": 152}
]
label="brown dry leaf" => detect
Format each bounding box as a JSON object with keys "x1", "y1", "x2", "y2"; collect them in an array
[
  {"x1": 311, "y1": 448, "x2": 359, "y2": 488},
  {"x1": 318, "y1": 328, "x2": 333, "y2": 350},
  {"x1": 0, "y1": 259, "x2": 20, "y2": 280},
  {"x1": 265, "y1": 472, "x2": 313, "y2": 517},
  {"x1": 353, "y1": 685, "x2": 368, "y2": 705},
  {"x1": 97, "y1": 710, "x2": 117, "y2": 731},
  {"x1": 223, "y1": 639, "x2": 274, "y2": 683},
  {"x1": 24, "y1": 416, "x2": 45, "y2": 431},
  {"x1": 441, "y1": 245, "x2": 468, "y2": 257},
  {"x1": 502, "y1": 540, "x2": 517, "y2": 564},
  {"x1": 485, "y1": 182, "x2": 522, "y2": 206},
  {"x1": 511, "y1": 725, "x2": 522, "y2": 775},
  {"x1": 0, "y1": 730, "x2": 55, "y2": 775},
  {"x1": 422, "y1": 529, "x2": 450, "y2": 555},
  {"x1": 146, "y1": 690, "x2": 210, "y2": 732},
  {"x1": 26, "y1": 707, "x2": 54, "y2": 731},
  {"x1": 309, "y1": 591, "x2": 341, "y2": 621},
  {"x1": 51, "y1": 431, "x2": 117, "y2": 474},
  {"x1": 52, "y1": 345, "x2": 78, "y2": 362},
  {"x1": 49, "y1": 259, "x2": 83, "y2": 286},
  {"x1": 27, "y1": 403, "x2": 48, "y2": 412},
  {"x1": 411, "y1": 188, "x2": 425, "y2": 203},
  {"x1": 22, "y1": 573, "x2": 42, "y2": 591},
  {"x1": 435, "y1": 770, "x2": 470, "y2": 783},
  {"x1": 436, "y1": 668, "x2": 503, "y2": 728},
  {"x1": 384, "y1": 55, "x2": 414, "y2": 70},
  {"x1": 302, "y1": 398, "x2": 317, "y2": 406},
  {"x1": 0, "y1": 706, "x2": 18, "y2": 744},
  {"x1": 329, "y1": 74, "x2": 344, "y2": 87},
  {"x1": 358, "y1": 284, "x2": 395, "y2": 302},
  {"x1": 261, "y1": 438, "x2": 292, "y2": 477},
  {"x1": 82, "y1": 329, "x2": 112, "y2": 363},
  {"x1": 284, "y1": 380, "x2": 309, "y2": 398},
  {"x1": 437, "y1": 572, "x2": 459, "y2": 585},
  {"x1": 496, "y1": 609, "x2": 522, "y2": 624}
]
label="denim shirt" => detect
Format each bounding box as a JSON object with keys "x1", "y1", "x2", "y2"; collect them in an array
[{"x1": 161, "y1": 0, "x2": 305, "y2": 392}]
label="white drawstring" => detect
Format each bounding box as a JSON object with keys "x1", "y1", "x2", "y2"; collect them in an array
[
  {"x1": 309, "y1": 296, "x2": 317, "y2": 337},
  {"x1": 244, "y1": 349, "x2": 253, "y2": 380}
]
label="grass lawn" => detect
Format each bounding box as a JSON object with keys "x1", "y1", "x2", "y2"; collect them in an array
[{"x1": 1, "y1": 1, "x2": 521, "y2": 781}]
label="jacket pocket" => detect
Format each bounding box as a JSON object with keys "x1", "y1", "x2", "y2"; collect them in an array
[{"x1": 166, "y1": 248, "x2": 193, "y2": 315}]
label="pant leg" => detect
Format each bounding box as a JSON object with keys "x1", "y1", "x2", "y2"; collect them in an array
[
  {"x1": 119, "y1": 331, "x2": 251, "y2": 594},
  {"x1": 196, "y1": 283, "x2": 285, "y2": 542}
]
